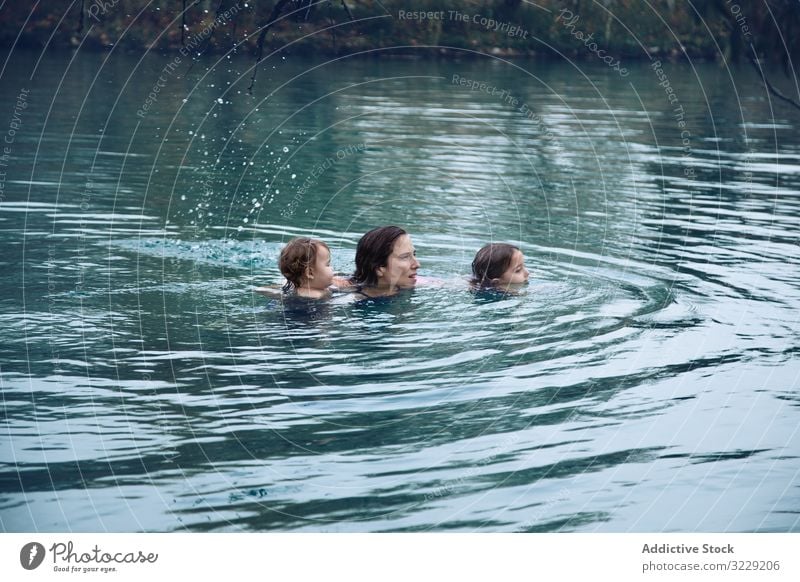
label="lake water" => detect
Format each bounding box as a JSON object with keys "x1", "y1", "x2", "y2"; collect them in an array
[{"x1": 1, "y1": 49, "x2": 798, "y2": 532}]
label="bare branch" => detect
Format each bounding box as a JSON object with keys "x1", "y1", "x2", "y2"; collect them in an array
[
  {"x1": 328, "y1": 0, "x2": 337, "y2": 52},
  {"x1": 185, "y1": 0, "x2": 229, "y2": 75},
  {"x1": 341, "y1": 0, "x2": 354, "y2": 22},
  {"x1": 182, "y1": 0, "x2": 187, "y2": 47},
  {"x1": 248, "y1": 0, "x2": 294, "y2": 93},
  {"x1": 748, "y1": 43, "x2": 800, "y2": 111},
  {"x1": 77, "y1": 0, "x2": 85, "y2": 34}
]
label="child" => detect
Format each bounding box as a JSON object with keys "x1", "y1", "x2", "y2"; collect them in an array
[
  {"x1": 471, "y1": 243, "x2": 529, "y2": 288},
  {"x1": 278, "y1": 237, "x2": 336, "y2": 299}
]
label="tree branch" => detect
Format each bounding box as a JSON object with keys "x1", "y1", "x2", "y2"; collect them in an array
[
  {"x1": 182, "y1": 0, "x2": 188, "y2": 47},
  {"x1": 748, "y1": 43, "x2": 800, "y2": 111},
  {"x1": 248, "y1": 0, "x2": 294, "y2": 93},
  {"x1": 328, "y1": 0, "x2": 337, "y2": 53},
  {"x1": 77, "y1": 0, "x2": 85, "y2": 34},
  {"x1": 341, "y1": 0, "x2": 354, "y2": 22},
  {"x1": 184, "y1": 0, "x2": 229, "y2": 75}
]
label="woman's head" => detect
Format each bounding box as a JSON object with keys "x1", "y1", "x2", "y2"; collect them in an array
[
  {"x1": 471, "y1": 243, "x2": 529, "y2": 287},
  {"x1": 279, "y1": 237, "x2": 334, "y2": 291},
  {"x1": 353, "y1": 226, "x2": 420, "y2": 288}
]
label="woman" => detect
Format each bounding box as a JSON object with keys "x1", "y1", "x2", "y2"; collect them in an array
[{"x1": 350, "y1": 226, "x2": 420, "y2": 298}]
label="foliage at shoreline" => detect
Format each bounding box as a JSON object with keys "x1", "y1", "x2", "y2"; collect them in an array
[{"x1": 1, "y1": 0, "x2": 797, "y2": 66}]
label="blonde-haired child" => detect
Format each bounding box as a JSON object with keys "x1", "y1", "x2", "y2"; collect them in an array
[{"x1": 277, "y1": 237, "x2": 337, "y2": 299}]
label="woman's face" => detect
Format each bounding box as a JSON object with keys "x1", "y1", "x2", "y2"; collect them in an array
[
  {"x1": 495, "y1": 250, "x2": 529, "y2": 286},
  {"x1": 308, "y1": 245, "x2": 334, "y2": 290},
  {"x1": 376, "y1": 234, "x2": 420, "y2": 289}
]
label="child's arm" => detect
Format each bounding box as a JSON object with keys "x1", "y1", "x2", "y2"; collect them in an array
[
  {"x1": 331, "y1": 275, "x2": 355, "y2": 290},
  {"x1": 254, "y1": 284, "x2": 284, "y2": 297},
  {"x1": 415, "y1": 275, "x2": 448, "y2": 287}
]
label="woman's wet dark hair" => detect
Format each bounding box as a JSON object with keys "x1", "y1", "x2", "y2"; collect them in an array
[
  {"x1": 352, "y1": 226, "x2": 407, "y2": 287},
  {"x1": 471, "y1": 243, "x2": 519, "y2": 285}
]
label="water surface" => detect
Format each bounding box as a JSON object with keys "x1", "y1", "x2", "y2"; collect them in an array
[{"x1": 1, "y1": 49, "x2": 798, "y2": 532}]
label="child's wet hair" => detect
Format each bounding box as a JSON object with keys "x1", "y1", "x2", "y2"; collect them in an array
[
  {"x1": 279, "y1": 237, "x2": 329, "y2": 291},
  {"x1": 471, "y1": 243, "x2": 520, "y2": 285}
]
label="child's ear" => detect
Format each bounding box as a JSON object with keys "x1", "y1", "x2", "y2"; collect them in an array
[
  {"x1": 376, "y1": 266, "x2": 385, "y2": 278},
  {"x1": 305, "y1": 265, "x2": 314, "y2": 280}
]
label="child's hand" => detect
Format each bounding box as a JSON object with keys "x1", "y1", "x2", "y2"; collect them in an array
[
  {"x1": 254, "y1": 285, "x2": 283, "y2": 297},
  {"x1": 331, "y1": 276, "x2": 354, "y2": 290}
]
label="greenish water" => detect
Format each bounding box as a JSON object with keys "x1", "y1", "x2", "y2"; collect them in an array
[{"x1": 1, "y1": 49, "x2": 799, "y2": 532}]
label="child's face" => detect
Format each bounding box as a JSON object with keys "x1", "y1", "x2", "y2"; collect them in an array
[
  {"x1": 307, "y1": 245, "x2": 335, "y2": 290},
  {"x1": 377, "y1": 234, "x2": 420, "y2": 289},
  {"x1": 495, "y1": 250, "x2": 529, "y2": 286}
]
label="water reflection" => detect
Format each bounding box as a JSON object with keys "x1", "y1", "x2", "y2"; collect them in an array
[{"x1": 0, "y1": 51, "x2": 798, "y2": 532}]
